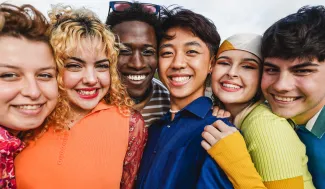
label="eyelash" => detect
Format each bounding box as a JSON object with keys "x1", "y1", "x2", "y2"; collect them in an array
[{"x1": 0, "y1": 73, "x2": 18, "y2": 78}]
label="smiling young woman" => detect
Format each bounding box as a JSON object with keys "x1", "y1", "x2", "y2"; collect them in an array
[{"x1": 14, "y1": 5, "x2": 147, "y2": 189}]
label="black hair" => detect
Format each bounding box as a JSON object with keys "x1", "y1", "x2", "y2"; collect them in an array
[
  {"x1": 160, "y1": 6, "x2": 220, "y2": 58},
  {"x1": 262, "y1": 5, "x2": 325, "y2": 61},
  {"x1": 105, "y1": 2, "x2": 161, "y2": 44}
]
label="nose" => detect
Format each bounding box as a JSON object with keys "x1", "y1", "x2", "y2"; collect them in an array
[
  {"x1": 82, "y1": 67, "x2": 98, "y2": 85},
  {"x1": 129, "y1": 51, "x2": 146, "y2": 70},
  {"x1": 21, "y1": 77, "x2": 41, "y2": 100},
  {"x1": 227, "y1": 65, "x2": 239, "y2": 78},
  {"x1": 272, "y1": 71, "x2": 295, "y2": 93},
  {"x1": 171, "y1": 52, "x2": 187, "y2": 70}
]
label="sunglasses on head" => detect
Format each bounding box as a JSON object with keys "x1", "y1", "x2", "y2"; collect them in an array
[{"x1": 109, "y1": 1, "x2": 161, "y2": 16}]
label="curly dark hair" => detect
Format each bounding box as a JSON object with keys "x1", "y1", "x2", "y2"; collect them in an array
[
  {"x1": 262, "y1": 5, "x2": 325, "y2": 61},
  {"x1": 0, "y1": 3, "x2": 49, "y2": 42},
  {"x1": 105, "y1": 2, "x2": 162, "y2": 44},
  {"x1": 160, "y1": 6, "x2": 221, "y2": 58}
]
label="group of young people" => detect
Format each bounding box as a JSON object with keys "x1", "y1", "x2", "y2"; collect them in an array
[{"x1": 0, "y1": 1, "x2": 324, "y2": 189}]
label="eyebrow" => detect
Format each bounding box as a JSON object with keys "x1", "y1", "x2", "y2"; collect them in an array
[
  {"x1": 217, "y1": 56, "x2": 231, "y2": 61},
  {"x1": 263, "y1": 62, "x2": 279, "y2": 69},
  {"x1": 0, "y1": 64, "x2": 20, "y2": 69},
  {"x1": 68, "y1": 57, "x2": 109, "y2": 64},
  {"x1": 243, "y1": 58, "x2": 259, "y2": 64},
  {"x1": 290, "y1": 62, "x2": 319, "y2": 69},
  {"x1": 122, "y1": 43, "x2": 155, "y2": 48},
  {"x1": 185, "y1": 41, "x2": 202, "y2": 47},
  {"x1": 0, "y1": 64, "x2": 56, "y2": 71}
]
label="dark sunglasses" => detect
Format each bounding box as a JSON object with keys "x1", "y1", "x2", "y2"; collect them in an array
[{"x1": 109, "y1": 1, "x2": 161, "y2": 16}]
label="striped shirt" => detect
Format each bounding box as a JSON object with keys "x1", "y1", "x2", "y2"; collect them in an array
[{"x1": 133, "y1": 78, "x2": 170, "y2": 127}]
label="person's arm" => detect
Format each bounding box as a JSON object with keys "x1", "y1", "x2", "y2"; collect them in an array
[
  {"x1": 203, "y1": 119, "x2": 305, "y2": 189},
  {"x1": 202, "y1": 120, "x2": 266, "y2": 189},
  {"x1": 120, "y1": 111, "x2": 147, "y2": 189}
]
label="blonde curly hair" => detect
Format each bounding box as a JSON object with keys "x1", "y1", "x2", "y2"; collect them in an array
[{"x1": 48, "y1": 5, "x2": 134, "y2": 131}]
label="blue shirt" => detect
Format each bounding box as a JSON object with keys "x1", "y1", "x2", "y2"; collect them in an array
[
  {"x1": 296, "y1": 106, "x2": 325, "y2": 189},
  {"x1": 136, "y1": 97, "x2": 233, "y2": 189}
]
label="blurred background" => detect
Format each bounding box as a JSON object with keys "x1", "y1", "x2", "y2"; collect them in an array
[{"x1": 2, "y1": 0, "x2": 325, "y2": 39}]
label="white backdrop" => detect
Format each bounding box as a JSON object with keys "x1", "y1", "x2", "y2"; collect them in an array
[{"x1": 2, "y1": 0, "x2": 325, "y2": 39}]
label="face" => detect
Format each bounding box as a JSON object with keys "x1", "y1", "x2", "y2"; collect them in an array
[
  {"x1": 262, "y1": 57, "x2": 325, "y2": 124},
  {"x1": 212, "y1": 50, "x2": 261, "y2": 106},
  {"x1": 0, "y1": 37, "x2": 58, "y2": 131},
  {"x1": 63, "y1": 38, "x2": 110, "y2": 113},
  {"x1": 113, "y1": 21, "x2": 157, "y2": 99},
  {"x1": 159, "y1": 27, "x2": 211, "y2": 107}
]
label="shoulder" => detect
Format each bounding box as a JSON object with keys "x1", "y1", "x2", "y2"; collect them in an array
[
  {"x1": 152, "y1": 78, "x2": 169, "y2": 93},
  {"x1": 243, "y1": 104, "x2": 292, "y2": 130},
  {"x1": 129, "y1": 111, "x2": 145, "y2": 130}
]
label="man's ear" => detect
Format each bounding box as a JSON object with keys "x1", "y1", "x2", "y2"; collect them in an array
[{"x1": 209, "y1": 55, "x2": 216, "y2": 73}]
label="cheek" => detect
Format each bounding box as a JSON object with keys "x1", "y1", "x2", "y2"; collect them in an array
[
  {"x1": 261, "y1": 74, "x2": 274, "y2": 91},
  {"x1": 211, "y1": 66, "x2": 225, "y2": 81},
  {"x1": 0, "y1": 82, "x2": 21, "y2": 104},
  {"x1": 63, "y1": 71, "x2": 82, "y2": 89},
  {"x1": 39, "y1": 80, "x2": 58, "y2": 102},
  {"x1": 98, "y1": 72, "x2": 111, "y2": 88},
  {"x1": 146, "y1": 58, "x2": 158, "y2": 70},
  {"x1": 117, "y1": 57, "x2": 129, "y2": 70}
]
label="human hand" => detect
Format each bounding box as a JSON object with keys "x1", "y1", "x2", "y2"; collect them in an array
[
  {"x1": 212, "y1": 106, "x2": 231, "y2": 118},
  {"x1": 201, "y1": 120, "x2": 237, "y2": 150}
]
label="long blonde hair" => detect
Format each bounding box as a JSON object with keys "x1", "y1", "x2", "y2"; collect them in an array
[{"x1": 47, "y1": 5, "x2": 134, "y2": 131}]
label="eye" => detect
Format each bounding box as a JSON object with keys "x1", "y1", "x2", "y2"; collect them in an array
[
  {"x1": 64, "y1": 63, "x2": 82, "y2": 71},
  {"x1": 119, "y1": 48, "x2": 132, "y2": 55},
  {"x1": 0, "y1": 73, "x2": 19, "y2": 81},
  {"x1": 242, "y1": 65, "x2": 257, "y2": 70},
  {"x1": 186, "y1": 50, "x2": 199, "y2": 55},
  {"x1": 38, "y1": 73, "x2": 54, "y2": 81},
  {"x1": 160, "y1": 51, "x2": 173, "y2": 58},
  {"x1": 264, "y1": 67, "x2": 279, "y2": 75},
  {"x1": 217, "y1": 61, "x2": 230, "y2": 66},
  {"x1": 293, "y1": 69, "x2": 315, "y2": 76},
  {"x1": 142, "y1": 49, "x2": 156, "y2": 56},
  {"x1": 96, "y1": 63, "x2": 110, "y2": 71}
]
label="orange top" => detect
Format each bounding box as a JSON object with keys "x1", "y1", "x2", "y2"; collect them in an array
[{"x1": 14, "y1": 102, "x2": 129, "y2": 189}]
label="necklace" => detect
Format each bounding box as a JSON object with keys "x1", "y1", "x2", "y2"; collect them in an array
[{"x1": 169, "y1": 109, "x2": 180, "y2": 114}]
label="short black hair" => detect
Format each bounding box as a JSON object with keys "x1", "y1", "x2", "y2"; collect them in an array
[
  {"x1": 105, "y1": 2, "x2": 161, "y2": 43},
  {"x1": 262, "y1": 5, "x2": 325, "y2": 61},
  {"x1": 160, "y1": 6, "x2": 220, "y2": 58}
]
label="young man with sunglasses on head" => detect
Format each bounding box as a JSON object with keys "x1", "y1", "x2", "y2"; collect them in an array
[
  {"x1": 136, "y1": 7, "x2": 236, "y2": 189},
  {"x1": 106, "y1": 1, "x2": 170, "y2": 127},
  {"x1": 261, "y1": 6, "x2": 325, "y2": 188}
]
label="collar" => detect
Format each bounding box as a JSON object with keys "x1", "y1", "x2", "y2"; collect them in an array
[
  {"x1": 177, "y1": 96, "x2": 212, "y2": 119},
  {"x1": 304, "y1": 106, "x2": 325, "y2": 138},
  {"x1": 90, "y1": 100, "x2": 113, "y2": 114}
]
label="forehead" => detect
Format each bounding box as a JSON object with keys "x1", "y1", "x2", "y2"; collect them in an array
[
  {"x1": 68, "y1": 37, "x2": 106, "y2": 58},
  {"x1": 161, "y1": 27, "x2": 206, "y2": 47},
  {"x1": 0, "y1": 36, "x2": 54, "y2": 68},
  {"x1": 264, "y1": 57, "x2": 323, "y2": 67},
  {"x1": 219, "y1": 50, "x2": 260, "y2": 61},
  {"x1": 113, "y1": 21, "x2": 156, "y2": 46}
]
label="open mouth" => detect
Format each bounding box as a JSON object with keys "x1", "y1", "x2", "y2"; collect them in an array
[
  {"x1": 13, "y1": 104, "x2": 43, "y2": 110},
  {"x1": 127, "y1": 74, "x2": 147, "y2": 81},
  {"x1": 221, "y1": 83, "x2": 241, "y2": 89},
  {"x1": 272, "y1": 94, "x2": 302, "y2": 103},
  {"x1": 76, "y1": 88, "x2": 99, "y2": 99},
  {"x1": 77, "y1": 89, "x2": 97, "y2": 95}
]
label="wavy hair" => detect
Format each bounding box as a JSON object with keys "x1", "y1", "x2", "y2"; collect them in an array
[
  {"x1": 48, "y1": 5, "x2": 134, "y2": 131},
  {"x1": 0, "y1": 4, "x2": 67, "y2": 142}
]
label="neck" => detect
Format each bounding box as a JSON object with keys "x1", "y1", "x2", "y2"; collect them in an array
[
  {"x1": 170, "y1": 90, "x2": 204, "y2": 120},
  {"x1": 224, "y1": 102, "x2": 252, "y2": 118},
  {"x1": 292, "y1": 100, "x2": 325, "y2": 125},
  {"x1": 131, "y1": 85, "x2": 152, "y2": 104}
]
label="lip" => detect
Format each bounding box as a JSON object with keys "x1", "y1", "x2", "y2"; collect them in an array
[
  {"x1": 123, "y1": 74, "x2": 149, "y2": 85},
  {"x1": 220, "y1": 81, "x2": 242, "y2": 92},
  {"x1": 76, "y1": 88, "x2": 99, "y2": 99},
  {"x1": 168, "y1": 74, "x2": 192, "y2": 87},
  {"x1": 12, "y1": 103, "x2": 45, "y2": 116},
  {"x1": 270, "y1": 94, "x2": 302, "y2": 104}
]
